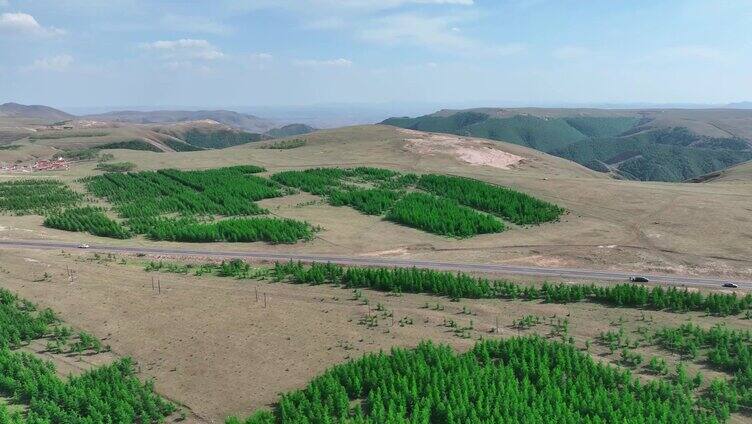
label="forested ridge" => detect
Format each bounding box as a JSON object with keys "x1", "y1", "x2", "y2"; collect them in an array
[
  {"x1": 174, "y1": 127, "x2": 265, "y2": 149},
  {"x1": 383, "y1": 112, "x2": 752, "y2": 182}
]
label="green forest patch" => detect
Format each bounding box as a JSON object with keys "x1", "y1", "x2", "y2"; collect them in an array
[
  {"x1": 2, "y1": 166, "x2": 565, "y2": 242},
  {"x1": 272, "y1": 167, "x2": 564, "y2": 237},
  {"x1": 229, "y1": 336, "x2": 727, "y2": 423},
  {"x1": 0, "y1": 288, "x2": 175, "y2": 423}
]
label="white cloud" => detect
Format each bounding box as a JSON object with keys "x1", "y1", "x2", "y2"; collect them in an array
[
  {"x1": 659, "y1": 45, "x2": 725, "y2": 61},
  {"x1": 294, "y1": 58, "x2": 353, "y2": 67},
  {"x1": 0, "y1": 12, "x2": 65, "y2": 37},
  {"x1": 304, "y1": 16, "x2": 346, "y2": 30},
  {"x1": 249, "y1": 52, "x2": 273, "y2": 61},
  {"x1": 26, "y1": 54, "x2": 74, "y2": 71},
  {"x1": 633, "y1": 45, "x2": 731, "y2": 68},
  {"x1": 246, "y1": 0, "x2": 474, "y2": 31},
  {"x1": 244, "y1": 52, "x2": 273, "y2": 70},
  {"x1": 360, "y1": 13, "x2": 523, "y2": 57},
  {"x1": 360, "y1": 14, "x2": 467, "y2": 48},
  {"x1": 493, "y1": 43, "x2": 526, "y2": 56},
  {"x1": 248, "y1": 0, "x2": 473, "y2": 11},
  {"x1": 552, "y1": 46, "x2": 589, "y2": 60},
  {"x1": 161, "y1": 14, "x2": 232, "y2": 35},
  {"x1": 141, "y1": 39, "x2": 224, "y2": 61},
  {"x1": 340, "y1": 0, "x2": 473, "y2": 5}
]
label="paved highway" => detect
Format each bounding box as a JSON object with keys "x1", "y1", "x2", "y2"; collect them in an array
[{"x1": 1, "y1": 239, "x2": 749, "y2": 290}]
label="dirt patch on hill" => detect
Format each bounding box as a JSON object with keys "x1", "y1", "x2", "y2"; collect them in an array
[{"x1": 399, "y1": 129, "x2": 525, "y2": 170}]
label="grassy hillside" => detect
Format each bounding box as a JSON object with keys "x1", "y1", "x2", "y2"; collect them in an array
[
  {"x1": 563, "y1": 116, "x2": 640, "y2": 138},
  {"x1": 691, "y1": 159, "x2": 752, "y2": 183},
  {"x1": 173, "y1": 127, "x2": 264, "y2": 149},
  {"x1": 466, "y1": 116, "x2": 589, "y2": 151},
  {"x1": 96, "y1": 139, "x2": 162, "y2": 152},
  {"x1": 265, "y1": 123, "x2": 316, "y2": 138},
  {"x1": 153, "y1": 124, "x2": 266, "y2": 149},
  {"x1": 383, "y1": 110, "x2": 752, "y2": 182},
  {"x1": 0, "y1": 102, "x2": 73, "y2": 121},
  {"x1": 157, "y1": 136, "x2": 205, "y2": 152},
  {"x1": 1, "y1": 123, "x2": 749, "y2": 280},
  {"x1": 83, "y1": 109, "x2": 276, "y2": 133}
]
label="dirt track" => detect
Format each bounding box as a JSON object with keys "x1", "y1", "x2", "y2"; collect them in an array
[{"x1": 1, "y1": 239, "x2": 750, "y2": 289}]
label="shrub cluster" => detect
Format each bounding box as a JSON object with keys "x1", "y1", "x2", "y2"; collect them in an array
[
  {"x1": 652, "y1": 323, "x2": 752, "y2": 418},
  {"x1": 417, "y1": 174, "x2": 564, "y2": 224},
  {"x1": 386, "y1": 192, "x2": 505, "y2": 237},
  {"x1": 271, "y1": 168, "x2": 349, "y2": 195},
  {"x1": 258, "y1": 139, "x2": 306, "y2": 149},
  {"x1": 143, "y1": 217, "x2": 314, "y2": 244},
  {"x1": 273, "y1": 262, "x2": 752, "y2": 315},
  {"x1": 145, "y1": 259, "x2": 267, "y2": 279},
  {"x1": 95, "y1": 161, "x2": 137, "y2": 172},
  {"x1": 96, "y1": 139, "x2": 162, "y2": 152},
  {"x1": 328, "y1": 188, "x2": 401, "y2": 215},
  {"x1": 44, "y1": 206, "x2": 132, "y2": 239}
]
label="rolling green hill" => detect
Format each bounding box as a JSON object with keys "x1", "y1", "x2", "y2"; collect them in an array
[
  {"x1": 383, "y1": 109, "x2": 752, "y2": 182},
  {"x1": 264, "y1": 123, "x2": 316, "y2": 138},
  {"x1": 151, "y1": 123, "x2": 267, "y2": 149},
  {"x1": 383, "y1": 112, "x2": 639, "y2": 151},
  {"x1": 553, "y1": 136, "x2": 752, "y2": 181},
  {"x1": 173, "y1": 127, "x2": 265, "y2": 149}
]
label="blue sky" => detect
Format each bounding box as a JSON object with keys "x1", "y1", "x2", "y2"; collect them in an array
[{"x1": 1, "y1": 0, "x2": 750, "y2": 109}]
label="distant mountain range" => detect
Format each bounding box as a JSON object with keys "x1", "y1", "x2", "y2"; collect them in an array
[
  {"x1": 82, "y1": 109, "x2": 277, "y2": 133},
  {"x1": 0, "y1": 102, "x2": 319, "y2": 152},
  {"x1": 0, "y1": 102, "x2": 74, "y2": 121},
  {"x1": 0, "y1": 103, "x2": 316, "y2": 148},
  {"x1": 0, "y1": 102, "x2": 317, "y2": 142},
  {"x1": 383, "y1": 108, "x2": 752, "y2": 182},
  {"x1": 5, "y1": 101, "x2": 752, "y2": 179},
  {"x1": 725, "y1": 101, "x2": 752, "y2": 109}
]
